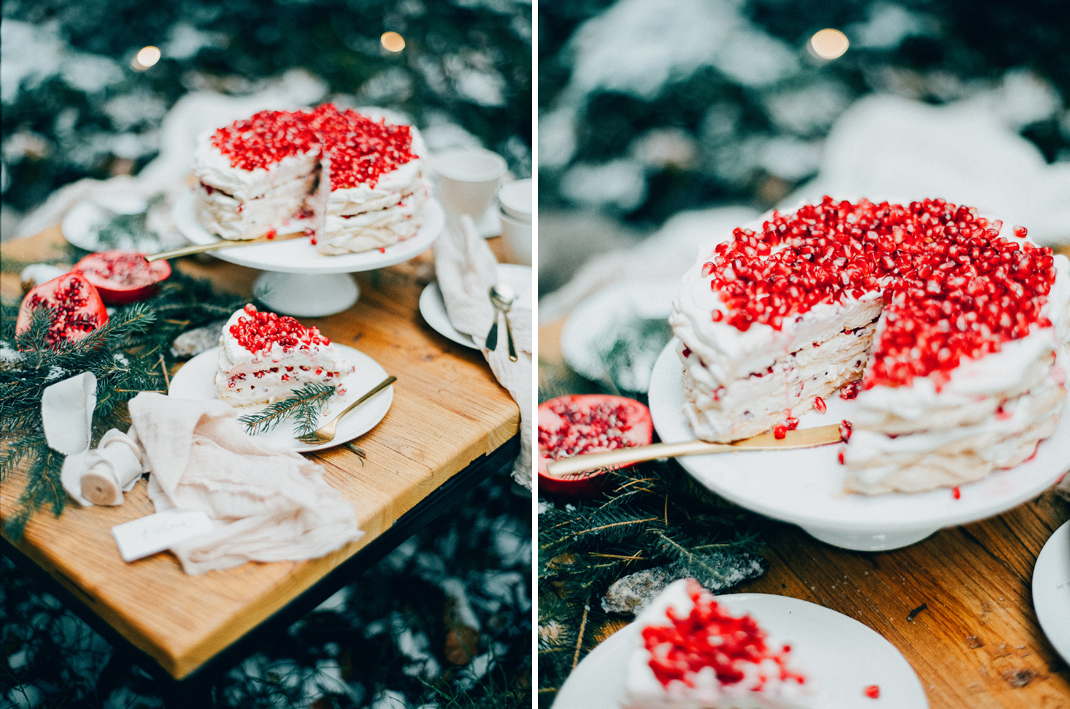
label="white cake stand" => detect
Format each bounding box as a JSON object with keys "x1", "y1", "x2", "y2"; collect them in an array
[
  {"x1": 648, "y1": 340, "x2": 1070, "y2": 552},
  {"x1": 172, "y1": 191, "x2": 445, "y2": 317}
]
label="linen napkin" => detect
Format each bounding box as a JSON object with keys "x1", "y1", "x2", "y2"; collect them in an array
[
  {"x1": 434, "y1": 215, "x2": 532, "y2": 488},
  {"x1": 125, "y1": 392, "x2": 363, "y2": 575}
]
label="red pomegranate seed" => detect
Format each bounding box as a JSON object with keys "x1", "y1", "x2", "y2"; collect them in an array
[
  {"x1": 265, "y1": 229, "x2": 276, "y2": 240},
  {"x1": 839, "y1": 420, "x2": 853, "y2": 443},
  {"x1": 839, "y1": 382, "x2": 860, "y2": 400},
  {"x1": 814, "y1": 396, "x2": 827, "y2": 413},
  {"x1": 837, "y1": 450, "x2": 845, "y2": 465},
  {"x1": 774, "y1": 425, "x2": 787, "y2": 439},
  {"x1": 864, "y1": 685, "x2": 880, "y2": 699},
  {"x1": 952, "y1": 486, "x2": 961, "y2": 500}
]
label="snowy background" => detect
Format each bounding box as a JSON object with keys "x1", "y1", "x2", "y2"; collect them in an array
[
  {"x1": 538, "y1": 0, "x2": 1070, "y2": 299},
  {"x1": 1, "y1": 1, "x2": 532, "y2": 707}
]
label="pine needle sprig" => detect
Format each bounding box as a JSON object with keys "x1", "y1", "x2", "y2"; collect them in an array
[
  {"x1": 238, "y1": 383, "x2": 337, "y2": 436},
  {"x1": 1, "y1": 263, "x2": 246, "y2": 539}
]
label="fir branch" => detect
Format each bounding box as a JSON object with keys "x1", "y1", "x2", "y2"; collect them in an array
[{"x1": 238, "y1": 383, "x2": 337, "y2": 436}]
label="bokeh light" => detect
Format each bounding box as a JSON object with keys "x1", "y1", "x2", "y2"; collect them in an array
[
  {"x1": 808, "y1": 29, "x2": 849, "y2": 60},
  {"x1": 131, "y1": 45, "x2": 161, "y2": 71},
  {"x1": 381, "y1": 31, "x2": 405, "y2": 53}
]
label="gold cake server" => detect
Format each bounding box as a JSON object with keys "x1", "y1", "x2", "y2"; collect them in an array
[
  {"x1": 544, "y1": 424, "x2": 843, "y2": 477},
  {"x1": 145, "y1": 230, "x2": 309, "y2": 262}
]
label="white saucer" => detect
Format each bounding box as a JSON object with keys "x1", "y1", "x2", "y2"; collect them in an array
[
  {"x1": 555, "y1": 593, "x2": 927, "y2": 708},
  {"x1": 169, "y1": 344, "x2": 392, "y2": 453},
  {"x1": 560, "y1": 279, "x2": 678, "y2": 392},
  {"x1": 1033, "y1": 519, "x2": 1070, "y2": 664},
  {"x1": 419, "y1": 263, "x2": 532, "y2": 349},
  {"x1": 172, "y1": 190, "x2": 445, "y2": 275},
  {"x1": 647, "y1": 340, "x2": 1070, "y2": 551}
]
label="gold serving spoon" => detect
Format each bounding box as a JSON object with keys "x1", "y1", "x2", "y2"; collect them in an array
[
  {"x1": 544, "y1": 424, "x2": 843, "y2": 477},
  {"x1": 145, "y1": 230, "x2": 309, "y2": 262}
]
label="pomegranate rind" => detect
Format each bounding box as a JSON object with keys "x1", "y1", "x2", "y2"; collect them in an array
[
  {"x1": 15, "y1": 273, "x2": 109, "y2": 346},
  {"x1": 72, "y1": 250, "x2": 172, "y2": 305},
  {"x1": 537, "y1": 394, "x2": 654, "y2": 497}
]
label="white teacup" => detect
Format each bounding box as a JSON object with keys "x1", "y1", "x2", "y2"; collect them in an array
[
  {"x1": 432, "y1": 149, "x2": 508, "y2": 219},
  {"x1": 497, "y1": 179, "x2": 532, "y2": 265}
]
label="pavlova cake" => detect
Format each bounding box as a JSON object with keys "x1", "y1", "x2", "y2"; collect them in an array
[
  {"x1": 215, "y1": 304, "x2": 353, "y2": 406},
  {"x1": 194, "y1": 103, "x2": 429, "y2": 255},
  {"x1": 669, "y1": 197, "x2": 1070, "y2": 494},
  {"x1": 622, "y1": 579, "x2": 813, "y2": 709}
]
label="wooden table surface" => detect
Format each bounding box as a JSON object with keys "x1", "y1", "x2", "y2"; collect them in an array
[
  {"x1": 539, "y1": 314, "x2": 1070, "y2": 709},
  {"x1": 0, "y1": 226, "x2": 521, "y2": 680}
]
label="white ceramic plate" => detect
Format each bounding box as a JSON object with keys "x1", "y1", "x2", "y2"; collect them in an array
[
  {"x1": 172, "y1": 191, "x2": 444, "y2": 275},
  {"x1": 648, "y1": 340, "x2": 1070, "y2": 551},
  {"x1": 1033, "y1": 520, "x2": 1070, "y2": 664},
  {"x1": 419, "y1": 263, "x2": 533, "y2": 349},
  {"x1": 169, "y1": 344, "x2": 392, "y2": 452},
  {"x1": 555, "y1": 593, "x2": 927, "y2": 709},
  {"x1": 560, "y1": 279, "x2": 678, "y2": 392}
]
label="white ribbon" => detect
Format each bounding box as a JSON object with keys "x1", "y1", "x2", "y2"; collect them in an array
[{"x1": 44, "y1": 372, "x2": 146, "y2": 506}]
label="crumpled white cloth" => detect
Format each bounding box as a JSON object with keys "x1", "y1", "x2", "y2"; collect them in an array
[
  {"x1": 44, "y1": 373, "x2": 362, "y2": 575},
  {"x1": 435, "y1": 215, "x2": 532, "y2": 488},
  {"x1": 128, "y1": 392, "x2": 363, "y2": 575}
]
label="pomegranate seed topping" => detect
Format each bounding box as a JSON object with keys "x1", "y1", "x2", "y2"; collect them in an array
[
  {"x1": 1013, "y1": 226, "x2": 1027, "y2": 238},
  {"x1": 774, "y1": 425, "x2": 787, "y2": 439},
  {"x1": 839, "y1": 382, "x2": 860, "y2": 400},
  {"x1": 839, "y1": 420, "x2": 853, "y2": 443},
  {"x1": 229, "y1": 305, "x2": 330, "y2": 355},
  {"x1": 864, "y1": 684, "x2": 880, "y2": 699},
  {"x1": 837, "y1": 450, "x2": 845, "y2": 465},
  {"x1": 814, "y1": 396, "x2": 827, "y2": 413},
  {"x1": 379, "y1": 247, "x2": 386, "y2": 253},
  {"x1": 952, "y1": 486, "x2": 961, "y2": 500},
  {"x1": 700, "y1": 198, "x2": 1056, "y2": 389},
  {"x1": 681, "y1": 346, "x2": 691, "y2": 358},
  {"x1": 265, "y1": 229, "x2": 276, "y2": 240},
  {"x1": 641, "y1": 580, "x2": 805, "y2": 689}
]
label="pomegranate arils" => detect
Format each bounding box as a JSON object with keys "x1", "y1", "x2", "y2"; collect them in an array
[
  {"x1": 210, "y1": 104, "x2": 414, "y2": 190},
  {"x1": 231, "y1": 305, "x2": 330, "y2": 355},
  {"x1": 814, "y1": 396, "x2": 827, "y2": 413},
  {"x1": 701, "y1": 197, "x2": 1056, "y2": 388},
  {"x1": 864, "y1": 684, "x2": 880, "y2": 699},
  {"x1": 16, "y1": 273, "x2": 108, "y2": 347},
  {"x1": 642, "y1": 581, "x2": 805, "y2": 690},
  {"x1": 538, "y1": 400, "x2": 636, "y2": 460}
]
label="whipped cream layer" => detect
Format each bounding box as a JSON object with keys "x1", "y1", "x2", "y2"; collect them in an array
[
  {"x1": 844, "y1": 254, "x2": 1070, "y2": 493},
  {"x1": 215, "y1": 308, "x2": 352, "y2": 407},
  {"x1": 622, "y1": 579, "x2": 815, "y2": 709}
]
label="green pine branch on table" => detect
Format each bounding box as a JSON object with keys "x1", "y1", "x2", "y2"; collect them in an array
[
  {"x1": 0, "y1": 266, "x2": 246, "y2": 540},
  {"x1": 238, "y1": 383, "x2": 337, "y2": 436}
]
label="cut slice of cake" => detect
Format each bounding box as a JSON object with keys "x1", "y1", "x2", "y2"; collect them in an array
[
  {"x1": 309, "y1": 104, "x2": 430, "y2": 255},
  {"x1": 215, "y1": 304, "x2": 353, "y2": 407},
  {"x1": 622, "y1": 579, "x2": 813, "y2": 709}
]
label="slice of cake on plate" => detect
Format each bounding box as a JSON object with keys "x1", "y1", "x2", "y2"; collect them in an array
[
  {"x1": 215, "y1": 304, "x2": 353, "y2": 407},
  {"x1": 669, "y1": 197, "x2": 1070, "y2": 494},
  {"x1": 622, "y1": 579, "x2": 813, "y2": 709}
]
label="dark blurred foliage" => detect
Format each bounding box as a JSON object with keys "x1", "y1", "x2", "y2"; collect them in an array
[
  {"x1": 1, "y1": 0, "x2": 531, "y2": 215},
  {"x1": 538, "y1": 0, "x2": 1070, "y2": 226}
]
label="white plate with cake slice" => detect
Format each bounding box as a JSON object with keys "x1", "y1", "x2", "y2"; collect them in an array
[
  {"x1": 1032, "y1": 520, "x2": 1070, "y2": 664},
  {"x1": 172, "y1": 190, "x2": 445, "y2": 275},
  {"x1": 169, "y1": 344, "x2": 392, "y2": 452},
  {"x1": 555, "y1": 593, "x2": 927, "y2": 709},
  {"x1": 647, "y1": 340, "x2": 1070, "y2": 551},
  {"x1": 419, "y1": 263, "x2": 533, "y2": 349}
]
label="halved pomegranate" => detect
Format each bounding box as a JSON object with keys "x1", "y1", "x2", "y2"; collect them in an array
[
  {"x1": 16, "y1": 273, "x2": 109, "y2": 347},
  {"x1": 537, "y1": 394, "x2": 654, "y2": 497},
  {"x1": 72, "y1": 250, "x2": 171, "y2": 304}
]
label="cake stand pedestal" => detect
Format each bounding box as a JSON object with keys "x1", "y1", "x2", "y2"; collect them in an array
[{"x1": 172, "y1": 193, "x2": 444, "y2": 317}]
